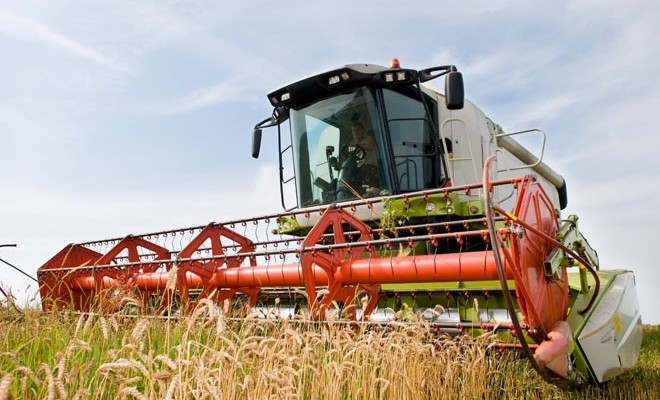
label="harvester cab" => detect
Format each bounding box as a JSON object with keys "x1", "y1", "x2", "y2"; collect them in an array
[
  {"x1": 38, "y1": 59, "x2": 643, "y2": 388},
  {"x1": 253, "y1": 62, "x2": 465, "y2": 209}
]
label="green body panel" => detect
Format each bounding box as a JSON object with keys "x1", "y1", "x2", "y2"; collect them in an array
[
  {"x1": 274, "y1": 193, "x2": 483, "y2": 236},
  {"x1": 382, "y1": 193, "x2": 484, "y2": 222}
]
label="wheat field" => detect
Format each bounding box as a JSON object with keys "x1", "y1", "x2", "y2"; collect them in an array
[{"x1": 0, "y1": 300, "x2": 658, "y2": 399}]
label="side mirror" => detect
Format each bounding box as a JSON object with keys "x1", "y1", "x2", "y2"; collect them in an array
[
  {"x1": 445, "y1": 71, "x2": 464, "y2": 110},
  {"x1": 252, "y1": 128, "x2": 262, "y2": 158}
]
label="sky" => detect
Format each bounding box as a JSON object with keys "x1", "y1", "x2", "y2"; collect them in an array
[{"x1": 0, "y1": 1, "x2": 658, "y2": 324}]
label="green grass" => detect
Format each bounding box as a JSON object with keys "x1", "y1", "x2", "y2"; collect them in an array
[{"x1": 0, "y1": 304, "x2": 658, "y2": 399}]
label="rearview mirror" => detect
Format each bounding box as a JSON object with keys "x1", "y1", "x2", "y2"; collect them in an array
[
  {"x1": 445, "y1": 71, "x2": 464, "y2": 110},
  {"x1": 252, "y1": 128, "x2": 262, "y2": 158}
]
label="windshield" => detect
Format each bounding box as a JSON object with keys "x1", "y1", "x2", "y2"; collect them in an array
[
  {"x1": 290, "y1": 88, "x2": 391, "y2": 206},
  {"x1": 287, "y1": 86, "x2": 443, "y2": 208}
]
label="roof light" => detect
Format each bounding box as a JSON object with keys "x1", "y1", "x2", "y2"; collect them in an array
[
  {"x1": 396, "y1": 71, "x2": 407, "y2": 81},
  {"x1": 384, "y1": 72, "x2": 394, "y2": 82},
  {"x1": 280, "y1": 92, "x2": 290, "y2": 101},
  {"x1": 270, "y1": 96, "x2": 278, "y2": 105},
  {"x1": 390, "y1": 58, "x2": 400, "y2": 68},
  {"x1": 328, "y1": 71, "x2": 351, "y2": 85}
]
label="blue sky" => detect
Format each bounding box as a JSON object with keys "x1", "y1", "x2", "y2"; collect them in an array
[{"x1": 1, "y1": 1, "x2": 659, "y2": 323}]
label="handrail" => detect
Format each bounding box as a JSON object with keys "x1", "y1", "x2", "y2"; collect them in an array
[{"x1": 495, "y1": 128, "x2": 546, "y2": 171}]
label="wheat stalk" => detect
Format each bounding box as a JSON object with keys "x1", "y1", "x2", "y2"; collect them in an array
[
  {"x1": 0, "y1": 374, "x2": 13, "y2": 400},
  {"x1": 120, "y1": 386, "x2": 148, "y2": 400}
]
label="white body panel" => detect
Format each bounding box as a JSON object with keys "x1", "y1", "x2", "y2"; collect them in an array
[
  {"x1": 577, "y1": 271, "x2": 643, "y2": 383},
  {"x1": 434, "y1": 92, "x2": 562, "y2": 213}
]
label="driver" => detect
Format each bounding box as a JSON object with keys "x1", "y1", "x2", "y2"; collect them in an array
[{"x1": 349, "y1": 122, "x2": 380, "y2": 188}]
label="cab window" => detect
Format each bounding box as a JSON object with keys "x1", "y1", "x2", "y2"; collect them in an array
[{"x1": 382, "y1": 89, "x2": 440, "y2": 192}]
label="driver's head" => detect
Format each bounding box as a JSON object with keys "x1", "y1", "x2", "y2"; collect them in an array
[{"x1": 352, "y1": 122, "x2": 365, "y2": 140}]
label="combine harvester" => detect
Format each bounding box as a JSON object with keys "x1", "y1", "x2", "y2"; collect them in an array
[{"x1": 38, "y1": 59, "x2": 642, "y2": 387}]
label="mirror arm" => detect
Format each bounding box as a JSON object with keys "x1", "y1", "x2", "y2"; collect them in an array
[
  {"x1": 251, "y1": 107, "x2": 291, "y2": 159},
  {"x1": 417, "y1": 65, "x2": 457, "y2": 83}
]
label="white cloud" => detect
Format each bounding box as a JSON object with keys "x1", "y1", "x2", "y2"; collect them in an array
[
  {"x1": 517, "y1": 94, "x2": 583, "y2": 127},
  {"x1": 154, "y1": 79, "x2": 259, "y2": 115},
  {"x1": 0, "y1": 10, "x2": 132, "y2": 73}
]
